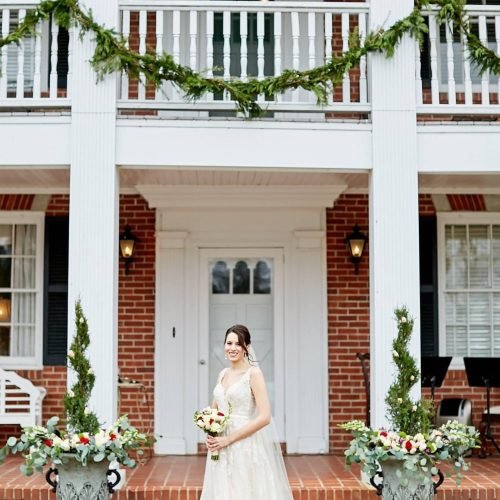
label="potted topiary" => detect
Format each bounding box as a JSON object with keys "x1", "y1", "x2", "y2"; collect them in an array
[
  {"x1": 0, "y1": 300, "x2": 149, "y2": 499},
  {"x1": 340, "y1": 306, "x2": 480, "y2": 499}
]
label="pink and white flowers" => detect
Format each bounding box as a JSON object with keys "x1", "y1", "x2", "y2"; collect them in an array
[{"x1": 194, "y1": 406, "x2": 231, "y2": 461}]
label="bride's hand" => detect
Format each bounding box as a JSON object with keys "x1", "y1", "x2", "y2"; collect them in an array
[{"x1": 206, "y1": 435, "x2": 231, "y2": 451}]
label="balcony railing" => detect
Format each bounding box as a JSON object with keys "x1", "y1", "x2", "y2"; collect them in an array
[
  {"x1": 0, "y1": 1, "x2": 71, "y2": 107},
  {"x1": 1, "y1": 1, "x2": 499, "y2": 116},
  {"x1": 417, "y1": 5, "x2": 500, "y2": 114},
  {"x1": 117, "y1": 1, "x2": 370, "y2": 115}
]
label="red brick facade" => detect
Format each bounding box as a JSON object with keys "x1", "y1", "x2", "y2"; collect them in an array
[{"x1": 0, "y1": 192, "x2": 499, "y2": 454}]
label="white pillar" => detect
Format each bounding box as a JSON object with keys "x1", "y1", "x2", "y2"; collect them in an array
[
  {"x1": 369, "y1": 0, "x2": 421, "y2": 428},
  {"x1": 68, "y1": 0, "x2": 119, "y2": 426}
]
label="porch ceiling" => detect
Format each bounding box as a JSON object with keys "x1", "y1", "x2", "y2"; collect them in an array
[
  {"x1": 119, "y1": 168, "x2": 369, "y2": 190},
  {"x1": 0, "y1": 168, "x2": 69, "y2": 193},
  {"x1": 419, "y1": 173, "x2": 500, "y2": 194}
]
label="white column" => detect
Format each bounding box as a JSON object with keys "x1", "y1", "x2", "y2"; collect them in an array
[
  {"x1": 67, "y1": 0, "x2": 119, "y2": 426},
  {"x1": 369, "y1": 0, "x2": 421, "y2": 428}
]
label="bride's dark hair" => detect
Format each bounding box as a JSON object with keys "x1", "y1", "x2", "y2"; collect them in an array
[{"x1": 224, "y1": 324, "x2": 257, "y2": 364}]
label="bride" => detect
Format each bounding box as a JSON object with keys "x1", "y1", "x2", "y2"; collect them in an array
[{"x1": 200, "y1": 324, "x2": 293, "y2": 500}]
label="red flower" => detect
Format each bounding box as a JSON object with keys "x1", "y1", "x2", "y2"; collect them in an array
[
  {"x1": 217, "y1": 412, "x2": 225, "y2": 417},
  {"x1": 380, "y1": 431, "x2": 388, "y2": 437},
  {"x1": 109, "y1": 433, "x2": 117, "y2": 441},
  {"x1": 405, "y1": 441, "x2": 412, "y2": 451},
  {"x1": 79, "y1": 436, "x2": 90, "y2": 445},
  {"x1": 209, "y1": 418, "x2": 214, "y2": 425},
  {"x1": 43, "y1": 439, "x2": 53, "y2": 447}
]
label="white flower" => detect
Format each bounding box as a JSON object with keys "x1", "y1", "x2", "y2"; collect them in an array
[
  {"x1": 94, "y1": 430, "x2": 109, "y2": 448},
  {"x1": 84, "y1": 407, "x2": 91, "y2": 415},
  {"x1": 412, "y1": 405, "x2": 418, "y2": 412},
  {"x1": 410, "y1": 375, "x2": 415, "y2": 381},
  {"x1": 397, "y1": 398, "x2": 403, "y2": 404},
  {"x1": 67, "y1": 389, "x2": 75, "y2": 398},
  {"x1": 400, "y1": 317, "x2": 407, "y2": 323},
  {"x1": 68, "y1": 350, "x2": 75, "y2": 358},
  {"x1": 392, "y1": 350, "x2": 399, "y2": 358},
  {"x1": 79, "y1": 317, "x2": 84, "y2": 324},
  {"x1": 87, "y1": 368, "x2": 93, "y2": 375}
]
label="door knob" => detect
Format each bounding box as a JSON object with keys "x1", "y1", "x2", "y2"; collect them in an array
[{"x1": 199, "y1": 359, "x2": 206, "y2": 365}]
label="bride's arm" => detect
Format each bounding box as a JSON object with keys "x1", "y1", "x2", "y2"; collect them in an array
[{"x1": 207, "y1": 368, "x2": 271, "y2": 451}]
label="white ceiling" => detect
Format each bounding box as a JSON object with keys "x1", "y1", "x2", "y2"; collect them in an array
[{"x1": 0, "y1": 167, "x2": 499, "y2": 194}]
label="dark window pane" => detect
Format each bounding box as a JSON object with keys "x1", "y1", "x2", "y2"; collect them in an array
[
  {"x1": 0, "y1": 258, "x2": 11, "y2": 287},
  {"x1": 254, "y1": 261, "x2": 271, "y2": 294},
  {"x1": 0, "y1": 326, "x2": 10, "y2": 355},
  {"x1": 0, "y1": 226, "x2": 12, "y2": 255},
  {"x1": 212, "y1": 261, "x2": 229, "y2": 294},
  {"x1": 233, "y1": 261, "x2": 250, "y2": 294}
]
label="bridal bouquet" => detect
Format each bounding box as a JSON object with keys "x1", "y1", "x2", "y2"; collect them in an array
[{"x1": 194, "y1": 406, "x2": 231, "y2": 461}]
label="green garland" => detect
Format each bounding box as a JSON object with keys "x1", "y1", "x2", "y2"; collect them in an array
[
  {"x1": 0, "y1": 0, "x2": 499, "y2": 117},
  {"x1": 386, "y1": 307, "x2": 433, "y2": 435},
  {"x1": 63, "y1": 300, "x2": 101, "y2": 434}
]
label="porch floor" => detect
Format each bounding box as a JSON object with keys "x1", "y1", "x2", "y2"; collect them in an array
[{"x1": 0, "y1": 455, "x2": 499, "y2": 499}]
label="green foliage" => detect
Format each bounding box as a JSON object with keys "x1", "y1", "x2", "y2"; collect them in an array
[
  {"x1": 0, "y1": 0, "x2": 499, "y2": 117},
  {"x1": 385, "y1": 307, "x2": 434, "y2": 435},
  {"x1": 63, "y1": 300, "x2": 100, "y2": 434}
]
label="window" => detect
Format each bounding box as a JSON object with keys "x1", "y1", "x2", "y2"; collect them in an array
[
  {"x1": 0, "y1": 213, "x2": 44, "y2": 368},
  {"x1": 211, "y1": 259, "x2": 272, "y2": 295},
  {"x1": 438, "y1": 213, "x2": 500, "y2": 362}
]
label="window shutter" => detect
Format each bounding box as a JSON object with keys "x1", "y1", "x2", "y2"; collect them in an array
[
  {"x1": 43, "y1": 217, "x2": 69, "y2": 365},
  {"x1": 420, "y1": 217, "x2": 438, "y2": 356}
]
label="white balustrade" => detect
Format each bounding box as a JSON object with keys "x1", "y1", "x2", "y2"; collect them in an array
[
  {"x1": 0, "y1": 3, "x2": 70, "y2": 107},
  {"x1": 417, "y1": 5, "x2": 500, "y2": 114},
  {"x1": 2, "y1": 0, "x2": 498, "y2": 116},
  {"x1": 116, "y1": 1, "x2": 370, "y2": 114}
]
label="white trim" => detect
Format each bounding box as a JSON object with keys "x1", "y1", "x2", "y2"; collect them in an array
[
  {"x1": 437, "y1": 212, "x2": 500, "y2": 369},
  {"x1": 0, "y1": 211, "x2": 44, "y2": 370},
  {"x1": 138, "y1": 185, "x2": 347, "y2": 209}
]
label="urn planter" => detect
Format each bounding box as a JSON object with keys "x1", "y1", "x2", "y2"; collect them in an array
[
  {"x1": 370, "y1": 458, "x2": 444, "y2": 500},
  {"x1": 46, "y1": 455, "x2": 121, "y2": 499}
]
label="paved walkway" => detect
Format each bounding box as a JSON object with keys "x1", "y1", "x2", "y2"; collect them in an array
[{"x1": 0, "y1": 455, "x2": 499, "y2": 499}]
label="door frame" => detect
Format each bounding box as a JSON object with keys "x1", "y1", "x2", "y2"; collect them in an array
[{"x1": 198, "y1": 247, "x2": 285, "y2": 439}]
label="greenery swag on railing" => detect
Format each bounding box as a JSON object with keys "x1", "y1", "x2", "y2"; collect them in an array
[{"x1": 0, "y1": 0, "x2": 500, "y2": 117}]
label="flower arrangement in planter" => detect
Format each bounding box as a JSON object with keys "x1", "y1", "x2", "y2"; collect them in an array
[
  {"x1": 0, "y1": 301, "x2": 148, "y2": 494},
  {"x1": 339, "y1": 307, "x2": 479, "y2": 497}
]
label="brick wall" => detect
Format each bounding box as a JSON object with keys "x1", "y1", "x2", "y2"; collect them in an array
[
  {"x1": 1, "y1": 191, "x2": 499, "y2": 454},
  {"x1": 327, "y1": 194, "x2": 370, "y2": 452},
  {"x1": 117, "y1": 195, "x2": 156, "y2": 436},
  {"x1": 0, "y1": 194, "x2": 156, "y2": 444},
  {"x1": 328, "y1": 193, "x2": 500, "y2": 453}
]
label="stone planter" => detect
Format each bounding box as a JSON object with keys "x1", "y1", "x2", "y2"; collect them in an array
[
  {"x1": 370, "y1": 458, "x2": 444, "y2": 499},
  {"x1": 46, "y1": 455, "x2": 121, "y2": 499}
]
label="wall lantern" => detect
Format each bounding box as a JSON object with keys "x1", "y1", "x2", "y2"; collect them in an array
[
  {"x1": 119, "y1": 225, "x2": 138, "y2": 275},
  {"x1": 345, "y1": 224, "x2": 367, "y2": 274}
]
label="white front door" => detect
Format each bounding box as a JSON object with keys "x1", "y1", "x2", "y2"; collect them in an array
[{"x1": 199, "y1": 249, "x2": 285, "y2": 439}]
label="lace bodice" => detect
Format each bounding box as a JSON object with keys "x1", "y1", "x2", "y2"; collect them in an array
[{"x1": 213, "y1": 368, "x2": 256, "y2": 420}]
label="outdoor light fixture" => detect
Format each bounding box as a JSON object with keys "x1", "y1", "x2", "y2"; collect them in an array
[
  {"x1": 119, "y1": 225, "x2": 138, "y2": 275},
  {"x1": 345, "y1": 224, "x2": 367, "y2": 274}
]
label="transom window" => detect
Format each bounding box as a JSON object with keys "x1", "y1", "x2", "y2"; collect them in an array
[
  {"x1": 211, "y1": 259, "x2": 272, "y2": 295},
  {"x1": 0, "y1": 213, "x2": 44, "y2": 368},
  {"x1": 439, "y1": 214, "x2": 500, "y2": 360}
]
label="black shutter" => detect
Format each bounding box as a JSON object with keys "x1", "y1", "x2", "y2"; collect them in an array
[
  {"x1": 419, "y1": 217, "x2": 438, "y2": 357},
  {"x1": 43, "y1": 217, "x2": 69, "y2": 365}
]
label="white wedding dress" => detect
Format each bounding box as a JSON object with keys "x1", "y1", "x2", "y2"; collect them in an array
[{"x1": 200, "y1": 368, "x2": 293, "y2": 500}]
